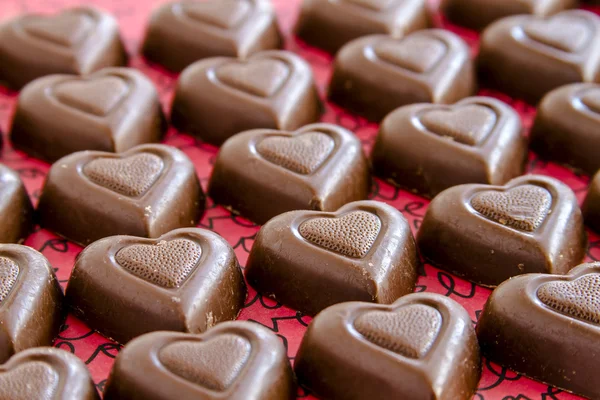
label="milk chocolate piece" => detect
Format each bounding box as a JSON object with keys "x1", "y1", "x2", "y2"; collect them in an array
[
  {"x1": 328, "y1": 29, "x2": 476, "y2": 122},
  {"x1": 294, "y1": 0, "x2": 430, "y2": 53},
  {"x1": 478, "y1": 10, "x2": 600, "y2": 103},
  {"x1": 372, "y1": 96, "x2": 527, "y2": 198},
  {"x1": 208, "y1": 123, "x2": 369, "y2": 224},
  {"x1": 530, "y1": 83, "x2": 600, "y2": 175},
  {"x1": 0, "y1": 244, "x2": 64, "y2": 363},
  {"x1": 0, "y1": 347, "x2": 99, "y2": 400},
  {"x1": 582, "y1": 170, "x2": 600, "y2": 232},
  {"x1": 171, "y1": 50, "x2": 322, "y2": 145},
  {"x1": 142, "y1": 0, "x2": 283, "y2": 72},
  {"x1": 245, "y1": 200, "x2": 418, "y2": 316},
  {"x1": 295, "y1": 293, "x2": 481, "y2": 400},
  {"x1": 10, "y1": 68, "x2": 166, "y2": 163},
  {"x1": 0, "y1": 7, "x2": 127, "y2": 90},
  {"x1": 103, "y1": 321, "x2": 294, "y2": 400},
  {"x1": 477, "y1": 263, "x2": 600, "y2": 399},
  {"x1": 65, "y1": 228, "x2": 246, "y2": 344},
  {"x1": 0, "y1": 165, "x2": 34, "y2": 244},
  {"x1": 417, "y1": 175, "x2": 587, "y2": 287},
  {"x1": 441, "y1": 0, "x2": 577, "y2": 31}
]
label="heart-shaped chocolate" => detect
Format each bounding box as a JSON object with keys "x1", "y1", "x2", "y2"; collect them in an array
[
  {"x1": 354, "y1": 305, "x2": 442, "y2": 358},
  {"x1": 215, "y1": 59, "x2": 290, "y2": 97},
  {"x1": 83, "y1": 153, "x2": 164, "y2": 197},
  {"x1": 471, "y1": 185, "x2": 552, "y2": 231},
  {"x1": 23, "y1": 12, "x2": 92, "y2": 47},
  {"x1": 182, "y1": 0, "x2": 251, "y2": 29},
  {"x1": 116, "y1": 239, "x2": 202, "y2": 288},
  {"x1": 0, "y1": 257, "x2": 19, "y2": 304},
  {"x1": 344, "y1": 0, "x2": 394, "y2": 11},
  {"x1": 537, "y1": 274, "x2": 600, "y2": 324},
  {"x1": 159, "y1": 334, "x2": 251, "y2": 391},
  {"x1": 374, "y1": 36, "x2": 447, "y2": 73},
  {"x1": 299, "y1": 211, "x2": 382, "y2": 258},
  {"x1": 524, "y1": 15, "x2": 590, "y2": 52},
  {"x1": 581, "y1": 89, "x2": 600, "y2": 113},
  {"x1": 0, "y1": 362, "x2": 58, "y2": 400},
  {"x1": 256, "y1": 132, "x2": 334, "y2": 174},
  {"x1": 420, "y1": 105, "x2": 496, "y2": 145},
  {"x1": 52, "y1": 76, "x2": 129, "y2": 117}
]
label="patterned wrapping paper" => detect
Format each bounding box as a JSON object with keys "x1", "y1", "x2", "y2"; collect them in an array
[{"x1": 0, "y1": 0, "x2": 598, "y2": 398}]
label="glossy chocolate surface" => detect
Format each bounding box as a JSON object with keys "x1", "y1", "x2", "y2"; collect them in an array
[
  {"x1": 478, "y1": 10, "x2": 600, "y2": 103},
  {"x1": 417, "y1": 175, "x2": 587, "y2": 287},
  {"x1": 530, "y1": 83, "x2": 600, "y2": 175},
  {"x1": 37, "y1": 144, "x2": 205, "y2": 246},
  {"x1": 11, "y1": 67, "x2": 166, "y2": 163},
  {"x1": 0, "y1": 347, "x2": 99, "y2": 400},
  {"x1": 171, "y1": 50, "x2": 322, "y2": 145},
  {"x1": 582, "y1": 170, "x2": 600, "y2": 232},
  {"x1": 103, "y1": 321, "x2": 295, "y2": 400},
  {"x1": 142, "y1": 0, "x2": 283, "y2": 72},
  {"x1": 328, "y1": 29, "x2": 476, "y2": 121},
  {"x1": 0, "y1": 7, "x2": 127, "y2": 90},
  {"x1": 295, "y1": 293, "x2": 481, "y2": 400},
  {"x1": 65, "y1": 228, "x2": 246, "y2": 344},
  {"x1": 294, "y1": 0, "x2": 430, "y2": 53},
  {"x1": 245, "y1": 200, "x2": 419, "y2": 316},
  {"x1": 0, "y1": 165, "x2": 34, "y2": 244},
  {"x1": 372, "y1": 96, "x2": 527, "y2": 198},
  {"x1": 0, "y1": 244, "x2": 64, "y2": 363},
  {"x1": 477, "y1": 263, "x2": 600, "y2": 399},
  {"x1": 208, "y1": 123, "x2": 370, "y2": 225}
]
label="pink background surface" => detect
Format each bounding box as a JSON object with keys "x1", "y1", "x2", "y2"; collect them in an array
[{"x1": 0, "y1": 0, "x2": 598, "y2": 398}]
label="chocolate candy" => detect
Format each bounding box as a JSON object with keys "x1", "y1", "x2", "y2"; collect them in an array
[
  {"x1": 478, "y1": 10, "x2": 600, "y2": 103},
  {"x1": 37, "y1": 144, "x2": 204, "y2": 246},
  {"x1": 0, "y1": 165, "x2": 34, "y2": 244},
  {"x1": 371, "y1": 96, "x2": 527, "y2": 198},
  {"x1": 294, "y1": 0, "x2": 430, "y2": 53},
  {"x1": 65, "y1": 228, "x2": 246, "y2": 344},
  {"x1": 0, "y1": 7, "x2": 127, "y2": 90},
  {"x1": 295, "y1": 293, "x2": 481, "y2": 400},
  {"x1": 142, "y1": 0, "x2": 283, "y2": 72},
  {"x1": 245, "y1": 200, "x2": 419, "y2": 316},
  {"x1": 171, "y1": 50, "x2": 322, "y2": 145},
  {"x1": 582, "y1": 170, "x2": 600, "y2": 232},
  {"x1": 417, "y1": 175, "x2": 587, "y2": 287},
  {"x1": 0, "y1": 244, "x2": 64, "y2": 363},
  {"x1": 103, "y1": 321, "x2": 294, "y2": 400},
  {"x1": 441, "y1": 0, "x2": 577, "y2": 31},
  {"x1": 476, "y1": 262, "x2": 600, "y2": 399},
  {"x1": 329, "y1": 29, "x2": 476, "y2": 122},
  {"x1": 530, "y1": 83, "x2": 600, "y2": 175},
  {"x1": 0, "y1": 347, "x2": 99, "y2": 400},
  {"x1": 10, "y1": 67, "x2": 166, "y2": 163},
  {"x1": 208, "y1": 123, "x2": 369, "y2": 224}
]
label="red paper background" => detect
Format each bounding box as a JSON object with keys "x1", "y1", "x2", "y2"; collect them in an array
[{"x1": 0, "y1": 0, "x2": 598, "y2": 398}]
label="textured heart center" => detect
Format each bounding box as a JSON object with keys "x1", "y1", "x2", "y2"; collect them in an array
[
  {"x1": 0, "y1": 362, "x2": 59, "y2": 400},
  {"x1": 0, "y1": 257, "x2": 19, "y2": 304},
  {"x1": 53, "y1": 77, "x2": 129, "y2": 117},
  {"x1": 354, "y1": 305, "x2": 442, "y2": 358},
  {"x1": 182, "y1": 0, "x2": 250, "y2": 29},
  {"x1": 420, "y1": 105, "x2": 496, "y2": 145},
  {"x1": 159, "y1": 334, "x2": 251, "y2": 391},
  {"x1": 257, "y1": 132, "x2": 335, "y2": 174},
  {"x1": 299, "y1": 211, "x2": 381, "y2": 258},
  {"x1": 580, "y1": 89, "x2": 600, "y2": 113},
  {"x1": 344, "y1": 0, "x2": 394, "y2": 11},
  {"x1": 83, "y1": 153, "x2": 163, "y2": 197},
  {"x1": 116, "y1": 239, "x2": 202, "y2": 288},
  {"x1": 216, "y1": 59, "x2": 290, "y2": 97},
  {"x1": 538, "y1": 274, "x2": 600, "y2": 324},
  {"x1": 523, "y1": 16, "x2": 591, "y2": 52},
  {"x1": 23, "y1": 12, "x2": 93, "y2": 47},
  {"x1": 374, "y1": 36, "x2": 447, "y2": 73},
  {"x1": 471, "y1": 185, "x2": 552, "y2": 232}
]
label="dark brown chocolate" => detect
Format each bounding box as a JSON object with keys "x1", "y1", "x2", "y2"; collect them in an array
[
  {"x1": 294, "y1": 0, "x2": 430, "y2": 53},
  {"x1": 295, "y1": 293, "x2": 481, "y2": 399},
  {"x1": 142, "y1": 0, "x2": 283, "y2": 72},
  {"x1": 103, "y1": 321, "x2": 295, "y2": 400},
  {"x1": 208, "y1": 123, "x2": 370, "y2": 225},
  {"x1": 65, "y1": 228, "x2": 246, "y2": 344},
  {"x1": 0, "y1": 244, "x2": 64, "y2": 363},
  {"x1": 477, "y1": 262, "x2": 600, "y2": 399},
  {"x1": 582, "y1": 170, "x2": 600, "y2": 232},
  {"x1": 478, "y1": 10, "x2": 600, "y2": 103},
  {"x1": 417, "y1": 175, "x2": 587, "y2": 287},
  {"x1": 37, "y1": 144, "x2": 205, "y2": 246},
  {"x1": 0, "y1": 165, "x2": 34, "y2": 244},
  {"x1": 0, "y1": 7, "x2": 127, "y2": 90},
  {"x1": 0, "y1": 347, "x2": 99, "y2": 400},
  {"x1": 245, "y1": 200, "x2": 419, "y2": 316},
  {"x1": 371, "y1": 96, "x2": 527, "y2": 198}
]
